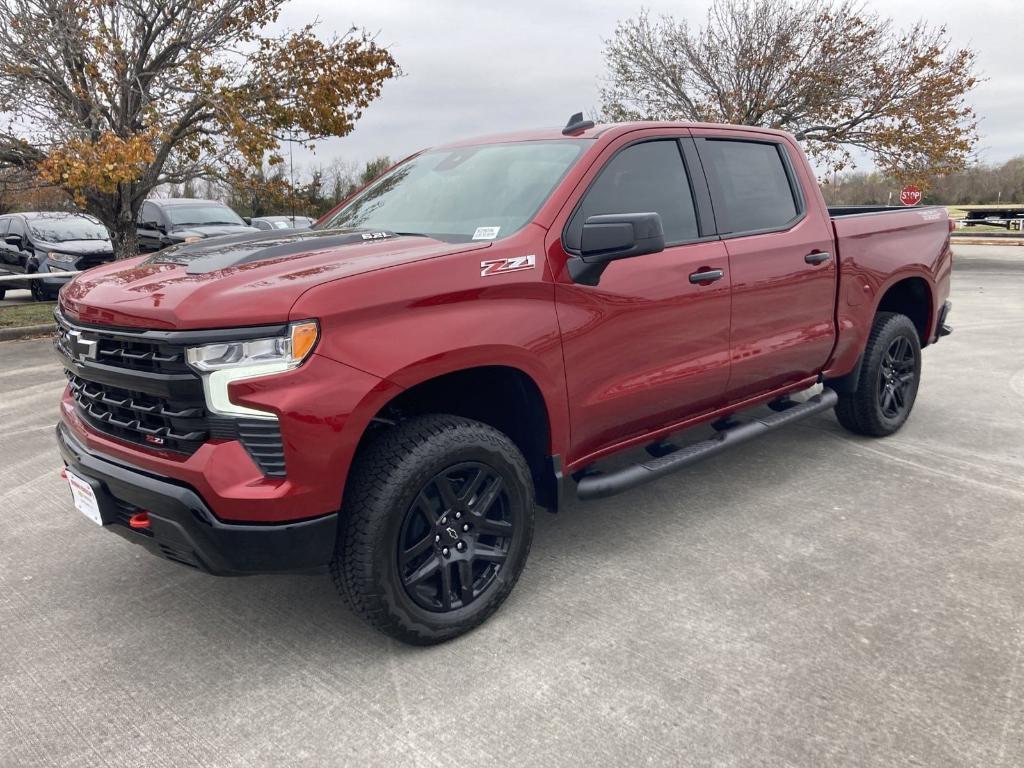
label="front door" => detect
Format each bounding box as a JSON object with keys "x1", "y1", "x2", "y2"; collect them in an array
[
  {"x1": 552, "y1": 136, "x2": 732, "y2": 464},
  {"x1": 136, "y1": 202, "x2": 165, "y2": 253}
]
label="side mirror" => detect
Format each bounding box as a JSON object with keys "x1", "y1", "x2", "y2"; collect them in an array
[
  {"x1": 4, "y1": 234, "x2": 22, "y2": 247},
  {"x1": 140, "y1": 220, "x2": 163, "y2": 232},
  {"x1": 567, "y1": 212, "x2": 665, "y2": 286},
  {"x1": 243, "y1": 217, "x2": 252, "y2": 225}
]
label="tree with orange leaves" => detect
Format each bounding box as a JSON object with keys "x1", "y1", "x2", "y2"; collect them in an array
[
  {"x1": 0, "y1": 0, "x2": 398, "y2": 257},
  {"x1": 600, "y1": 0, "x2": 979, "y2": 188}
]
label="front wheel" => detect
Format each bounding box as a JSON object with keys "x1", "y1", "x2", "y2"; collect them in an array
[
  {"x1": 30, "y1": 280, "x2": 50, "y2": 302},
  {"x1": 332, "y1": 415, "x2": 535, "y2": 645},
  {"x1": 835, "y1": 312, "x2": 922, "y2": 437}
]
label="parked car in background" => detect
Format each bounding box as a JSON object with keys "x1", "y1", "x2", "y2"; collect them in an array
[
  {"x1": 249, "y1": 215, "x2": 316, "y2": 231},
  {"x1": 136, "y1": 199, "x2": 256, "y2": 252},
  {"x1": 0, "y1": 212, "x2": 113, "y2": 301}
]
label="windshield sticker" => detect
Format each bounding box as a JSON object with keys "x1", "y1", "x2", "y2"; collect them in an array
[
  {"x1": 480, "y1": 255, "x2": 535, "y2": 277},
  {"x1": 472, "y1": 226, "x2": 501, "y2": 240}
]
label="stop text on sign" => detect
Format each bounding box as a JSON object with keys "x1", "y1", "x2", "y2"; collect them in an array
[{"x1": 900, "y1": 185, "x2": 922, "y2": 206}]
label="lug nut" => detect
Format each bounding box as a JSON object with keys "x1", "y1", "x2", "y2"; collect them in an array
[
  {"x1": 442, "y1": 547, "x2": 450, "y2": 557},
  {"x1": 435, "y1": 534, "x2": 441, "y2": 542},
  {"x1": 455, "y1": 512, "x2": 461, "y2": 519},
  {"x1": 456, "y1": 541, "x2": 465, "y2": 551},
  {"x1": 463, "y1": 524, "x2": 470, "y2": 532},
  {"x1": 440, "y1": 516, "x2": 448, "y2": 525}
]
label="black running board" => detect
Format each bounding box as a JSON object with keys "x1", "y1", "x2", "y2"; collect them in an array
[{"x1": 575, "y1": 388, "x2": 839, "y2": 501}]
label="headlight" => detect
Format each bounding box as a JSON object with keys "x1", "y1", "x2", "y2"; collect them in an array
[
  {"x1": 182, "y1": 235, "x2": 203, "y2": 244},
  {"x1": 186, "y1": 321, "x2": 318, "y2": 418},
  {"x1": 47, "y1": 251, "x2": 77, "y2": 265}
]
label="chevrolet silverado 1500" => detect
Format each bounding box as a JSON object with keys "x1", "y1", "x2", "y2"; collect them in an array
[{"x1": 54, "y1": 115, "x2": 953, "y2": 643}]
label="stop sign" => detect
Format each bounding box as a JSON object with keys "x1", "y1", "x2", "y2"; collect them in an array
[{"x1": 900, "y1": 185, "x2": 922, "y2": 206}]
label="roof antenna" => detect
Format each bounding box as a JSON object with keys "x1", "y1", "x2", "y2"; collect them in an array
[{"x1": 562, "y1": 112, "x2": 595, "y2": 136}]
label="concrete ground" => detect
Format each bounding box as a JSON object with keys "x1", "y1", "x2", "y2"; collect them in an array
[
  {"x1": 1, "y1": 245, "x2": 1022, "y2": 767},
  {"x1": 0, "y1": 288, "x2": 32, "y2": 306}
]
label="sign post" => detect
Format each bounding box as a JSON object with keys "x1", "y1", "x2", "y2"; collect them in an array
[{"x1": 899, "y1": 185, "x2": 922, "y2": 206}]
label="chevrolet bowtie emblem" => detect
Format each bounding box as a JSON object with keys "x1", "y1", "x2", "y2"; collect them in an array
[{"x1": 66, "y1": 329, "x2": 98, "y2": 363}]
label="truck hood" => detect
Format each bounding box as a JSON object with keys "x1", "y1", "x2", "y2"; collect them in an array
[{"x1": 60, "y1": 228, "x2": 490, "y2": 330}]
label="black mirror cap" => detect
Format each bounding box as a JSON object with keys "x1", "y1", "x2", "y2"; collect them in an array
[{"x1": 569, "y1": 212, "x2": 665, "y2": 285}]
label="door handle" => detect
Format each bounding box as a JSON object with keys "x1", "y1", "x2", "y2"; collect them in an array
[
  {"x1": 689, "y1": 268, "x2": 725, "y2": 284},
  {"x1": 805, "y1": 251, "x2": 831, "y2": 265}
]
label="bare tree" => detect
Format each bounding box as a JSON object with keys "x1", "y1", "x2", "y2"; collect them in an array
[
  {"x1": 600, "y1": 0, "x2": 979, "y2": 184},
  {"x1": 0, "y1": 0, "x2": 398, "y2": 257}
]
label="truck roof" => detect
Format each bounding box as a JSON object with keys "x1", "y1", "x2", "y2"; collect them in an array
[
  {"x1": 147, "y1": 198, "x2": 230, "y2": 207},
  {"x1": 433, "y1": 121, "x2": 798, "y2": 150}
]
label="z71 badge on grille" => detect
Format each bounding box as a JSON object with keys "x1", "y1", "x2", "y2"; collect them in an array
[{"x1": 480, "y1": 255, "x2": 536, "y2": 277}]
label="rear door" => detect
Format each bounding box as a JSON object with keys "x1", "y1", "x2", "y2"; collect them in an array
[
  {"x1": 693, "y1": 131, "x2": 836, "y2": 401},
  {"x1": 551, "y1": 133, "x2": 732, "y2": 463}
]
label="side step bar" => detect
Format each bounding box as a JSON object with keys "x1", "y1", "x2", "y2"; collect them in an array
[{"x1": 575, "y1": 388, "x2": 839, "y2": 501}]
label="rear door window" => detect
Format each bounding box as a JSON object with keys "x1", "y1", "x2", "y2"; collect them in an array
[
  {"x1": 565, "y1": 140, "x2": 699, "y2": 251},
  {"x1": 697, "y1": 139, "x2": 800, "y2": 234}
]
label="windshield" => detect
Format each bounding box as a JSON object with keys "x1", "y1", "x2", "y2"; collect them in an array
[
  {"x1": 318, "y1": 140, "x2": 588, "y2": 242},
  {"x1": 28, "y1": 215, "x2": 109, "y2": 242},
  {"x1": 165, "y1": 205, "x2": 246, "y2": 227}
]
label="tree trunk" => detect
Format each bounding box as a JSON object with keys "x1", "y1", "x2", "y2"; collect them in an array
[
  {"x1": 89, "y1": 182, "x2": 144, "y2": 260},
  {"x1": 109, "y1": 221, "x2": 140, "y2": 260}
]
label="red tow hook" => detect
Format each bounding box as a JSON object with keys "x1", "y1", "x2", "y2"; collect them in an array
[
  {"x1": 60, "y1": 468, "x2": 68, "y2": 479},
  {"x1": 128, "y1": 512, "x2": 151, "y2": 530}
]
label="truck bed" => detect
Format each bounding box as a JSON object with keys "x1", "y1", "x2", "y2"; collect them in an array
[{"x1": 824, "y1": 205, "x2": 953, "y2": 382}]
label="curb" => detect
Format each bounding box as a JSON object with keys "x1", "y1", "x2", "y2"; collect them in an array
[
  {"x1": 951, "y1": 237, "x2": 1024, "y2": 246},
  {"x1": 0, "y1": 323, "x2": 56, "y2": 342}
]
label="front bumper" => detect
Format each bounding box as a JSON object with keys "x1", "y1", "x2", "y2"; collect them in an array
[{"x1": 57, "y1": 422, "x2": 338, "y2": 575}]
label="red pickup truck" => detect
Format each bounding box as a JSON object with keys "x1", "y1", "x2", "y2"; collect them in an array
[{"x1": 55, "y1": 116, "x2": 953, "y2": 644}]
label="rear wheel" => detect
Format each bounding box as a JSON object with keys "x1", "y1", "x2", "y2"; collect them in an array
[
  {"x1": 835, "y1": 312, "x2": 922, "y2": 437},
  {"x1": 332, "y1": 415, "x2": 535, "y2": 645}
]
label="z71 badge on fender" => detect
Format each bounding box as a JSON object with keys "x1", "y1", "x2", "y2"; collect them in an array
[{"x1": 480, "y1": 255, "x2": 536, "y2": 277}]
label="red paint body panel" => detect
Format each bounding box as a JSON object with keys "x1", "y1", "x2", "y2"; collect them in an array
[
  {"x1": 56, "y1": 120, "x2": 952, "y2": 526},
  {"x1": 825, "y1": 209, "x2": 952, "y2": 378}
]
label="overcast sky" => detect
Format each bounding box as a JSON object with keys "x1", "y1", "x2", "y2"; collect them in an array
[{"x1": 278, "y1": 0, "x2": 1021, "y2": 174}]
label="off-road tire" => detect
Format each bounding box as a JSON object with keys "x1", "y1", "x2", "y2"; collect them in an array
[
  {"x1": 835, "y1": 311, "x2": 922, "y2": 437},
  {"x1": 332, "y1": 415, "x2": 535, "y2": 645}
]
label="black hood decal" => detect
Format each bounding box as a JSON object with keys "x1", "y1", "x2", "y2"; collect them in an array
[{"x1": 148, "y1": 228, "x2": 401, "y2": 274}]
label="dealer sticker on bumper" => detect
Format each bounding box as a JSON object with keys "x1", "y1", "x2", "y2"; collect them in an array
[{"x1": 66, "y1": 470, "x2": 102, "y2": 526}]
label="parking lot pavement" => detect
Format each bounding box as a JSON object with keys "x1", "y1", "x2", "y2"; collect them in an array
[
  {"x1": 1, "y1": 246, "x2": 1022, "y2": 768},
  {"x1": 0, "y1": 288, "x2": 32, "y2": 306}
]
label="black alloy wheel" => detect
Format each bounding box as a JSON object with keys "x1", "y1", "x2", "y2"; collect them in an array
[
  {"x1": 834, "y1": 311, "x2": 922, "y2": 437},
  {"x1": 333, "y1": 415, "x2": 535, "y2": 644},
  {"x1": 30, "y1": 279, "x2": 47, "y2": 302},
  {"x1": 397, "y1": 462, "x2": 517, "y2": 612},
  {"x1": 877, "y1": 335, "x2": 916, "y2": 420}
]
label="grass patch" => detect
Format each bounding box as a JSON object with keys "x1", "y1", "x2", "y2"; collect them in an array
[{"x1": 0, "y1": 302, "x2": 57, "y2": 329}]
